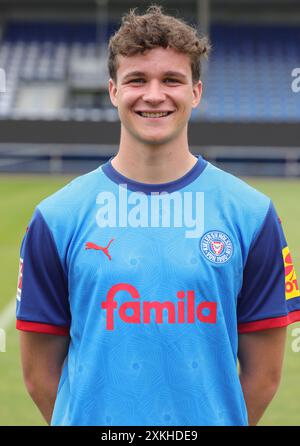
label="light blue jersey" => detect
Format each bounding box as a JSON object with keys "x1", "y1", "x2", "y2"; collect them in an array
[{"x1": 16, "y1": 156, "x2": 300, "y2": 425}]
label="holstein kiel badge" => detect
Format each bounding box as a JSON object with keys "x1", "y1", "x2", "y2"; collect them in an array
[{"x1": 200, "y1": 231, "x2": 233, "y2": 264}]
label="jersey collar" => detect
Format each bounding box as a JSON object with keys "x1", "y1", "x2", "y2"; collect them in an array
[{"x1": 101, "y1": 155, "x2": 207, "y2": 194}]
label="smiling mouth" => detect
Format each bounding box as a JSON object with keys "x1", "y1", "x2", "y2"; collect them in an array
[{"x1": 135, "y1": 111, "x2": 175, "y2": 118}]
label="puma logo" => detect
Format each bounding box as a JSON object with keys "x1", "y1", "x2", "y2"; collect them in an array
[{"x1": 85, "y1": 238, "x2": 114, "y2": 261}]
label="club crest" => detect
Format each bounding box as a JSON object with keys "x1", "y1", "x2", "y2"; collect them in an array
[
  {"x1": 200, "y1": 231, "x2": 233, "y2": 264},
  {"x1": 211, "y1": 241, "x2": 224, "y2": 256}
]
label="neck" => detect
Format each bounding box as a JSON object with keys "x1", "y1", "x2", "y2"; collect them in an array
[{"x1": 111, "y1": 129, "x2": 197, "y2": 184}]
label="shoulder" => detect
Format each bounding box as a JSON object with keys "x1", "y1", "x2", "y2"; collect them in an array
[
  {"x1": 204, "y1": 162, "x2": 270, "y2": 208},
  {"x1": 36, "y1": 165, "x2": 107, "y2": 224},
  {"x1": 202, "y1": 162, "x2": 273, "y2": 242},
  {"x1": 25, "y1": 165, "x2": 111, "y2": 262},
  {"x1": 27, "y1": 165, "x2": 110, "y2": 252}
]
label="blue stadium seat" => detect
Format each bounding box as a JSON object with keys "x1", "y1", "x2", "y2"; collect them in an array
[{"x1": 0, "y1": 21, "x2": 299, "y2": 121}]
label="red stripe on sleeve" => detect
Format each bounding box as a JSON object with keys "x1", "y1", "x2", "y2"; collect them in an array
[
  {"x1": 238, "y1": 310, "x2": 300, "y2": 333},
  {"x1": 16, "y1": 319, "x2": 70, "y2": 336}
]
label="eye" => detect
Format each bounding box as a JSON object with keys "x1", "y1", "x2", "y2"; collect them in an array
[
  {"x1": 164, "y1": 78, "x2": 180, "y2": 84},
  {"x1": 128, "y1": 78, "x2": 145, "y2": 84}
]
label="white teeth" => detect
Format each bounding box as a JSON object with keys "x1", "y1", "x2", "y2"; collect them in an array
[{"x1": 139, "y1": 112, "x2": 170, "y2": 118}]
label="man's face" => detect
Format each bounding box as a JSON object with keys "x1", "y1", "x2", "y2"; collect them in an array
[{"x1": 109, "y1": 47, "x2": 202, "y2": 147}]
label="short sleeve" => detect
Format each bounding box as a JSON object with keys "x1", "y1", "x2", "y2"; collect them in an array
[
  {"x1": 237, "y1": 201, "x2": 300, "y2": 333},
  {"x1": 16, "y1": 208, "x2": 71, "y2": 336}
]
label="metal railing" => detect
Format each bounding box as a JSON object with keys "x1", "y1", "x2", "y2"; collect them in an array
[{"x1": 0, "y1": 143, "x2": 300, "y2": 177}]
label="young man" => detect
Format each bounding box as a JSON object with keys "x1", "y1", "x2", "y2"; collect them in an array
[{"x1": 16, "y1": 6, "x2": 300, "y2": 426}]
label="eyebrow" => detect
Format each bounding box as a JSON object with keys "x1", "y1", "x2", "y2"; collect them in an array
[{"x1": 121, "y1": 70, "x2": 188, "y2": 82}]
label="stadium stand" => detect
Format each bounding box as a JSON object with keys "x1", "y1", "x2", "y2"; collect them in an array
[
  {"x1": 199, "y1": 24, "x2": 300, "y2": 122},
  {"x1": 0, "y1": 20, "x2": 299, "y2": 122},
  {"x1": 0, "y1": 21, "x2": 118, "y2": 120},
  {"x1": 0, "y1": 1, "x2": 299, "y2": 176}
]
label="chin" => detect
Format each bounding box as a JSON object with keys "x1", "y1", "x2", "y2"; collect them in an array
[
  {"x1": 140, "y1": 137, "x2": 173, "y2": 146},
  {"x1": 137, "y1": 132, "x2": 175, "y2": 146}
]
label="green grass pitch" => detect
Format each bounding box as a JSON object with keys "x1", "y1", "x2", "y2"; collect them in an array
[{"x1": 0, "y1": 174, "x2": 299, "y2": 425}]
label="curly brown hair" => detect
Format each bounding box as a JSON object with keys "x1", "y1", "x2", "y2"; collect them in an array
[{"x1": 108, "y1": 5, "x2": 210, "y2": 84}]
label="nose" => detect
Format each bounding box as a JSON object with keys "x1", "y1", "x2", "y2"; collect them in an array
[{"x1": 142, "y1": 80, "x2": 166, "y2": 104}]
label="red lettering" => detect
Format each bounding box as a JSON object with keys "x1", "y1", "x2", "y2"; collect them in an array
[
  {"x1": 187, "y1": 290, "x2": 195, "y2": 323},
  {"x1": 286, "y1": 279, "x2": 299, "y2": 294},
  {"x1": 286, "y1": 281, "x2": 294, "y2": 294},
  {"x1": 196, "y1": 302, "x2": 217, "y2": 324},
  {"x1": 177, "y1": 291, "x2": 185, "y2": 323},
  {"x1": 101, "y1": 283, "x2": 139, "y2": 330},
  {"x1": 101, "y1": 284, "x2": 217, "y2": 330},
  {"x1": 119, "y1": 302, "x2": 140, "y2": 324},
  {"x1": 144, "y1": 301, "x2": 175, "y2": 323}
]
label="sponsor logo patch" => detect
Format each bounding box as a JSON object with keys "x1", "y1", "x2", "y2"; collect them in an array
[
  {"x1": 200, "y1": 231, "x2": 233, "y2": 264},
  {"x1": 283, "y1": 246, "x2": 300, "y2": 300},
  {"x1": 16, "y1": 258, "x2": 23, "y2": 301}
]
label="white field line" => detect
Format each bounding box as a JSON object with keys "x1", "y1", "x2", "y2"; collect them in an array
[{"x1": 0, "y1": 298, "x2": 16, "y2": 330}]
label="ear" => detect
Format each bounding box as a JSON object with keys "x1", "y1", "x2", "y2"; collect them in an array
[
  {"x1": 191, "y1": 80, "x2": 202, "y2": 108},
  {"x1": 108, "y1": 78, "x2": 118, "y2": 108}
]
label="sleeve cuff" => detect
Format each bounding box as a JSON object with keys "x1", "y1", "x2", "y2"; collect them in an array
[
  {"x1": 238, "y1": 310, "x2": 300, "y2": 333},
  {"x1": 16, "y1": 319, "x2": 70, "y2": 336}
]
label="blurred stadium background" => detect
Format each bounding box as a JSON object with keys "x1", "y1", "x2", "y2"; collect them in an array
[{"x1": 0, "y1": 0, "x2": 299, "y2": 425}]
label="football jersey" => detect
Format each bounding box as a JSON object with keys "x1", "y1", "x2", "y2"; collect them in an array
[{"x1": 16, "y1": 156, "x2": 300, "y2": 426}]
